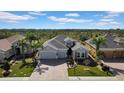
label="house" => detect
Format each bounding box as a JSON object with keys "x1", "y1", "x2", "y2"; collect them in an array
[
  {"x1": 85, "y1": 34, "x2": 124, "y2": 58},
  {"x1": 0, "y1": 35, "x2": 24, "y2": 62},
  {"x1": 37, "y1": 35, "x2": 88, "y2": 60}
]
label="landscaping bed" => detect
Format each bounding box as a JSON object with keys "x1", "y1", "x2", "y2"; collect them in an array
[
  {"x1": 68, "y1": 65, "x2": 114, "y2": 76},
  {"x1": 0, "y1": 58, "x2": 36, "y2": 77}
]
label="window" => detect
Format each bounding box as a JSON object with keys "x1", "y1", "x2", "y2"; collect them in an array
[
  {"x1": 81, "y1": 53, "x2": 85, "y2": 58},
  {"x1": 75, "y1": 52, "x2": 80, "y2": 57}
]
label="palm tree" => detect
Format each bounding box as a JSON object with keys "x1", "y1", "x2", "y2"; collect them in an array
[
  {"x1": 67, "y1": 48, "x2": 73, "y2": 59},
  {"x1": 92, "y1": 36, "x2": 106, "y2": 60},
  {"x1": 25, "y1": 32, "x2": 37, "y2": 45},
  {"x1": 19, "y1": 39, "x2": 26, "y2": 64}
]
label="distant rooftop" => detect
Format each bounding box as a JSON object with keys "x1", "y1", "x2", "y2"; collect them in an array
[
  {"x1": 86, "y1": 34, "x2": 124, "y2": 49},
  {"x1": 100, "y1": 35, "x2": 124, "y2": 48}
]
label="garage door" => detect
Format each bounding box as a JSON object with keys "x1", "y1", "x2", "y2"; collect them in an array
[
  {"x1": 39, "y1": 51, "x2": 58, "y2": 59},
  {"x1": 57, "y1": 50, "x2": 67, "y2": 58}
]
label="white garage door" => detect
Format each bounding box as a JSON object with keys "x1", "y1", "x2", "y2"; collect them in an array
[
  {"x1": 57, "y1": 50, "x2": 67, "y2": 58},
  {"x1": 39, "y1": 51, "x2": 58, "y2": 59}
]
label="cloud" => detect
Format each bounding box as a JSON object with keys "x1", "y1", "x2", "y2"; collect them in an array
[
  {"x1": 28, "y1": 11, "x2": 47, "y2": 16},
  {"x1": 0, "y1": 11, "x2": 35, "y2": 23},
  {"x1": 48, "y1": 16, "x2": 93, "y2": 24},
  {"x1": 97, "y1": 18, "x2": 119, "y2": 26},
  {"x1": 100, "y1": 18, "x2": 114, "y2": 22},
  {"x1": 104, "y1": 11, "x2": 124, "y2": 18},
  {"x1": 96, "y1": 11, "x2": 123, "y2": 26},
  {"x1": 65, "y1": 13, "x2": 80, "y2": 17},
  {"x1": 97, "y1": 21, "x2": 119, "y2": 26}
]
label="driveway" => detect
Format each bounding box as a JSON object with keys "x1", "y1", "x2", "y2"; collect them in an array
[
  {"x1": 30, "y1": 59, "x2": 68, "y2": 80},
  {"x1": 102, "y1": 58, "x2": 124, "y2": 76}
]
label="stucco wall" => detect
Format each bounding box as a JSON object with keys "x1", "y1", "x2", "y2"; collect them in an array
[
  {"x1": 0, "y1": 50, "x2": 5, "y2": 61},
  {"x1": 0, "y1": 49, "x2": 14, "y2": 62}
]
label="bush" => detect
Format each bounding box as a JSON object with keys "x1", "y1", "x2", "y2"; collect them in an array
[
  {"x1": 3, "y1": 71, "x2": 10, "y2": 77},
  {"x1": 3, "y1": 62, "x2": 10, "y2": 71},
  {"x1": 100, "y1": 63, "x2": 104, "y2": 66},
  {"x1": 83, "y1": 59, "x2": 91, "y2": 66},
  {"x1": 102, "y1": 65, "x2": 110, "y2": 72},
  {"x1": 2, "y1": 62, "x2": 10, "y2": 77}
]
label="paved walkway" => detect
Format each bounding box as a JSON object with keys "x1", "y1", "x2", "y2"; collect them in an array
[{"x1": 29, "y1": 59, "x2": 68, "y2": 80}]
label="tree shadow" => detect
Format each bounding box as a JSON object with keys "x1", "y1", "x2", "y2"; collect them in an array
[
  {"x1": 112, "y1": 68, "x2": 124, "y2": 75},
  {"x1": 39, "y1": 59, "x2": 66, "y2": 66},
  {"x1": 34, "y1": 66, "x2": 49, "y2": 75}
]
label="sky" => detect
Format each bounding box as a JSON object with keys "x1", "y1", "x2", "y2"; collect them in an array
[{"x1": 0, "y1": 11, "x2": 124, "y2": 29}]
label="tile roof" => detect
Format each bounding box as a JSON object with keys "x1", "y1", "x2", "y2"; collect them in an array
[
  {"x1": 100, "y1": 35, "x2": 124, "y2": 48},
  {"x1": 0, "y1": 39, "x2": 12, "y2": 51},
  {"x1": 47, "y1": 35, "x2": 87, "y2": 50},
  {"x1": 49, "y1": 35, "x2": 68, "y2": 49},
  {"x1": 7, "y1": 35, "x2": 24, "y2": 44},
  {"x1": 0, "y1": 35, "x2": 23, "y2": 51}
]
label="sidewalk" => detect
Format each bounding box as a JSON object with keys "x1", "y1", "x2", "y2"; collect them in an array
[
  {"x1": 69, "y1": 76, "x2": 119, "y2": 81},
  {"x1": 0, "y1": 77, "x2": 29, "y2": 81}
]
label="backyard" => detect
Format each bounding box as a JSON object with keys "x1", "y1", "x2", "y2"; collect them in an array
[
  {"x1": 0, "y1": 58, "x2": 36, "y2": 77},
  {"x1": 68, "y1": 65, "x2": 114, "y2": 76}
]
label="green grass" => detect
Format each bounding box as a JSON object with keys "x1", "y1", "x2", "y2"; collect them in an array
[
  {"x1": 68, "y1": 65, "x2": 114, "y2": 76},
  {"x1": 0, "y1": 58, "x2": 35, "y2": 77}
]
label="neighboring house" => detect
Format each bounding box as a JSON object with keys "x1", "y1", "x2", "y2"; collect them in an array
[
  {"x1": 37, "y1": 35, "x2": 88, "y2": 60},
  {"x1": 0, "y1": 35, "x2": 24, "y2": 62},
  {"x1": 85, "y1": 34, "x2": 124, "y2": 58}
]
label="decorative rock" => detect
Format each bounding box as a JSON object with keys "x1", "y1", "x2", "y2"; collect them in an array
[
  {"x1": 84, "y1": 68, "x2": 90, "y2": 71},
  {"x1": 9, "y1": 69, "x2": 12, "y2": 72}
]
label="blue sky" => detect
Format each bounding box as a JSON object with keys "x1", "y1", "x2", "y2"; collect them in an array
[{"x1": 0, "y1": 11, "x2": 124, "y2": 29}]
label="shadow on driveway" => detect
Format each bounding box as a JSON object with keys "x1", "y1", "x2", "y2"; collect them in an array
[{"x1": 39, "y1": 59, "x2": 66, "y2": 66}]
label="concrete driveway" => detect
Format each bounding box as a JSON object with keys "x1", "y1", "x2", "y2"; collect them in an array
[
  {"x1": 103, "y1": 58, "x2": 124, "y2": 76},
  {"x1": 30, "y1": 59, "x2": 68, "y2": 80}
]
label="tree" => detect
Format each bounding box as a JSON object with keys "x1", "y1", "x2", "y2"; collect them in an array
[
  {"x1": 80, "y1": 33, "x2": 89, "y2": 42},
  {"x1": 19, "y1": 39, "x2": 27, "y2": 64},
  {"x1": 67, "y1": 48, "x2": 73, "y2": 59},
  {"x1": 25, "y1": 32, "x2": 37, "y2": 45},
  {"x1": 3, "y1": 58, "x2": 10, "y2": 77},
  {"x1": 92, "y1": 36, "x2": 106, "y2": 60}
]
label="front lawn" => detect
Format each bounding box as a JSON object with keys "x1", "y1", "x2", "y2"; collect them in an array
[
  {"x1": 0, "y1": 58, "x2": 36, "y2": 77},
  {"x1": 68, "y1": 65, "x2": 114, "y2": 76}
]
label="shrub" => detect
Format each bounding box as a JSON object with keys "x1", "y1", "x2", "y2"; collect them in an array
[
  {"x1": 102, "y1": 65, "x2": 110, "y2": 72},
  {"x1": 3, "y1": 62, "x2": 10, "y2": 77},
  {"x1": 83, "y1": 59, "x2": 91, "y2": 66}
]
